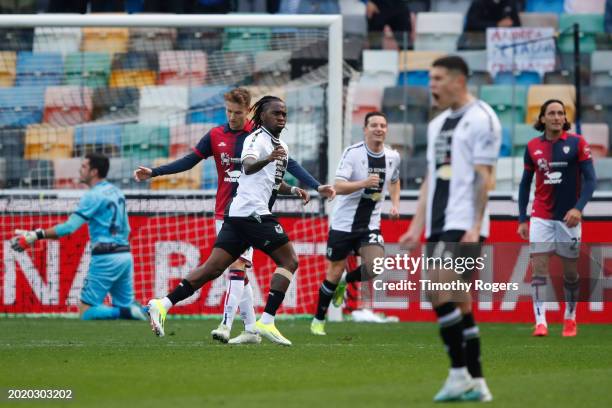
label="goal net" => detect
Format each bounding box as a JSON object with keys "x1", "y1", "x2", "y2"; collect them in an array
[{"x1": 0, "y1": 14, "x2": 346, "y2": 318}]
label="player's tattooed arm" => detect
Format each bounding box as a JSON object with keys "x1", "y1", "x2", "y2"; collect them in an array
[
  {"x1": 243, "y1": 145, "x2": 286, "y2": 175},
  {"x1": 279, "y1": 182, "x2": 309, "y2": 203},
  {"x1": 463, "y1": 164, "x2": 492, "y2": 242}
]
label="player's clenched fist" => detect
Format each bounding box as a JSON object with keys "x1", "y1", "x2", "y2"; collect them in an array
[
  {"x1": 363, "y1": 173, "x2": 380, "y2": 189},
  {"x1": 267, "y1": 145, "x2": 286, "y2": 162},
  {"x1": 133, "y1": 166, "x2": 153, "y2": 182},
  {"x1": 10, "y1": 228, "x2": 45, "y2": 252}
]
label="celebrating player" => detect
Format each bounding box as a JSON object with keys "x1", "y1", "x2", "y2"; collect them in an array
[
  {"x1": 399, "y1": 56, "x2": 501, "y2": 402},
  {"x1": 146, "y1": 95, "x2": 334, "y2": 346},
  {"x1": 310, "y1": 111, "x2": 401, "y2": 336},
  {"x1": 134, "y1": 88, "x2": 334, "y2": 344},
  {"x1": 11, "y1": 153, "x2": 146, "y2": 321},
  {"x1": 517, "y1": 99, "x2": 596, "y2": 337}
]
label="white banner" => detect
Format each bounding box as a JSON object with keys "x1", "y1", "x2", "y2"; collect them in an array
[{"x1": 486, "y1": 27, "x2": 556, "y2": 77}]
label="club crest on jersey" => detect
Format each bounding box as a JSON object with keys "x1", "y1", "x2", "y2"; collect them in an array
[
  {"x1": 220, "y1": 152, "x2": 232, "y2": 167},
  {"x1": 563, "y1": 146, "x2": 570, "y2": 154},
  {"x1": 275, "y1": 224, "x2": 284, "y2": 234}
]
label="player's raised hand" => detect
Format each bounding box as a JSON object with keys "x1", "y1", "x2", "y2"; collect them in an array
[
  {"x1": 317, "y1": 184, "x2": 336, "y2": 201},
  {"x1": 134, "y1": 166, "x2": 153, "y2": 182},
  {"x1": 399, "y1": 229, "x2": 420, "y2": 251},
  {"x1": 363, "y1": 173, "x2": 380, "y2": 189},
  {"x1": 564, "y1": 208, "x2": 582, "y2": 228},
  {"x1": 10, "y1": 229, "x2": 42, "y2": 252},
  {"x1": 267, "y1": 145, "x2": 286, "y2": 162},
  {"x1": 517, "y1": 222, "x2": 529, "y2": 240}
]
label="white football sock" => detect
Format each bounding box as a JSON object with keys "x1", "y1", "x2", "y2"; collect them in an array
[
  {"x1": 222, "y1": 278, "x2": 245, "y2": 330},
  {"x1": 240, "y1": 282, "x2": 257, "y2": 332},
  {"x1": 161, "y1": 297, "x2": 173, "y2": 311}
]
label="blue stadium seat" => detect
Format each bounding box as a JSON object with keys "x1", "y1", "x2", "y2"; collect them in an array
[
  {"x1": 5, "y1": 158, "x2": 53, "y2": 188},
  {"x1": 494, "y1": 71, "x2": 542, "y2": 86},
  {"x1": 188, "y1": 86, "x2": 230, "y2": 124},
  {"x1": 15, "y1": 52, "x2": 63, "y2": 87},
  {"x1": 74, "y1": 124, "x2": 123, "y2": 156},
  {"x1": 0, "y1": 86, "x2": 45, "y2": 127},
  {"x1": 397, "y1": 71, "x2": 429, "y2": 87},
  {"x1": 201, "y1": 158, "x2": 218, "y2": 190},
  {"x1": 500, "y1": 127, "x2": 512, "y2": 157},
  {"x1": 526, "y1": 0, "x2": 563, "y2": 13},
  {"x1": 0, "y1": 128, "x2": 25, "y2": 158}
]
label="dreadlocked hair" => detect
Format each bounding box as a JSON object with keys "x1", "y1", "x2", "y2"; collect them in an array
[{"x1": 250, "y1": 95, "x2": 283, "y2": 129}]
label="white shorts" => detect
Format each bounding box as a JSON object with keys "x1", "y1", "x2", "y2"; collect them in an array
[
  {"x1": 529, "y1": 217, "x2": 581, "y2": 259},
  {"x1": 215, "y1": 219, "x2": 254, "y2": 266}
]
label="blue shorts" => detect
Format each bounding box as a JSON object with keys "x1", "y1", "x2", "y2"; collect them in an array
[{"x1": 80, "y1": 252, "x2": 135, "y2": 308}]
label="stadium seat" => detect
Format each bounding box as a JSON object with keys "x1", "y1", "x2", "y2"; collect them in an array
[
  {"x1": 64, "y1": 52, "x2": 112, "y2": 88},
  {"x1": 296, "y1": 0, "x2": 340, "y2": 13},
  {"x1": 340, "y1": 0, "x2": 367, "y2": 38},
  {"x1": 558, "y1": 14, "x2": 604, "y2": 54},
  {"x1": 236, "y1": 0, "x2": 267, "y2": 12},
  {"x1": 139, "y1": 85, "x2": 188, "y2": 126},
  {"x1": 285, "y1": 85, "x2": 325, "y2": 126},
  {"x1": 0, "y1": 28, "x2": 34, "y2": 51},
  {"x1": 150, "y1": 157, "x2": 202, "y2": 190},
  {"x1": 53, "y1": 158, "x2": 83, "y2": 189},
  {"x1": 361, "y1": 50, "x2": 399, "y2": 87},
  {"x1": 455, "y1": 50, "x2": 487, "y2": 73},
  {"x1": 207, "y1": 50, "x2": 255, "y2": 85},
  {"x1": 413, "y1": 124, "x2": 428, "y2": 157},
  {"x1": 15, "y1": 52, "x2": 63, "y2": 87},
  {"x1": 500, "y1": 127, "x2": 512, "y2": 157},
  {"x1": 289, "y1": 39, "x2": 327, "y2": 80},
  {"x1": 382, "y1": 86, "x2": 430, "y2": 123},
  {"x1": 386, "y1": 123, "x2": 414, "y2": 156},
  {"x1": 188, "y1": 85, "x2": 229, "y2": 124},
  {"x1": 594, "y1": 158, "x2": 612, "y2": 190},
  {"x1": 519, "y1": 12, "x2": 559, "y2": 29},
  {"x1": 254, "y1": 51, "x2": 291, "y2": 86},
  {"x1": 511, "y1": 123, "x2": 537, "y2": 157},
  {"x1": 176, "y1": 28, "x2": 223, "y2": 53},
  {"x1": 456, "y1": 32, "x2": 486, "y2": 51},
  {"x1": 82, "y1": 27, "x2": 129, "y2": 54},
  {"x1": 401, "y1": 157, "x2": 427, "y2": 189},
  {"x1": 158, "y1": 50, "x2": 207, "y2": 86},
  {"x1": 0, "y1": 127, "x2": 24, "y2": 158},
  {"x1": 582, "y1": 86, "x2": 612, "y2": 129},
  {"x1": 494, "y1": 71, "x2": 542, "y2": 86},
  {"x1": 24, "y1": 124, "x2": 74, "y2": 159},
  {"x1": 33, "y1": 28, "x2": 81, "y2": 55},
  {"x1": 526, "y1": 84, "x2": 576, "y2": 124},
  {"x1": 397, "y1": 51, "x2": 444, "y2": 87},
  {"x1": 74, "y1": 124, "x2": 122, "y2": 156},
  {"x1": 121, "y1": 124, "x2": 169, "y2": 160},
  {"x1": 92, "y1": 87, "x2": 139, "y2": 122},
  {"x1": 109, "y1": 52, "x2": 158, "y2": 88},
  {"x1": 5, "y1": 158, "x2": 53, "y2": 188},
  {"x1": 543, "y1": 69, "x2": 578, "y2": 85},
  {"x1": 0, "y1": 0, "x2": 36, "y2": 13},
  {"x1": 0, "y1": 86, "x2": 45, "y2": 127},
  {"x1": 468, "y1": 71, "x2": 493, "y2": 87},
  {"x1": 526, "y1": 0, "x2": 563, "y2": 13},
  {"x1": 566, "y1": 0, "x2": 606, "y2": 13},
  {"x1": 170, "y1": 123, "x2": 212, "y2": 157},
  {"x1": 351, "y1": 85, "x2": 383, "y2": 126},
  {"x1": 108, "y1": 157, "x2": 150, "y2": 190},
  {"x1": 591, "y1": 51, "x2": 612, "y2": 86},
  {"x1": 415, "y1": 12, "x2": 463, "y2": 52},
  {"x1": 43, "y1": 86, "x2": 93, "y2": 126},
  {"x1": 0, "y1": 157, "x2": 5, "y2": 188},
  {"x1": 480, "y1": 85, "x2": 527, "y2": 127},
  {"x1": 0, "y1": 51, "x2": 16, "y2": 87},
  {"x1": 495, "y1": 157, "x2": 523, "y2": 191},
  {"x1": 223, "y1": 27, "x2": 271, "y2": 53},
  {"x1": 283, "y1": 122, "x2": 319, "y2": 161},
  {"x1": 431, "y1": 0, "x2": 470, "y2": 13},
  {"x1": 128, "y1": 28, "x2": 177, "y2": 52},
  {"x1": 578, "y1": 123, "x2": 609, "y2": 157}
]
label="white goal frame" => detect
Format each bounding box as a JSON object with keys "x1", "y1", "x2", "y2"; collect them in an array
[{"x1": 0, "y1": 13, "x2": 344, "y2": 184}]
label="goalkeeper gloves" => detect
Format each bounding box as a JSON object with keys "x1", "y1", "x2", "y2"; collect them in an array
[{"x1": 10, "y1": 228, "x2": 45, "y2": 252}]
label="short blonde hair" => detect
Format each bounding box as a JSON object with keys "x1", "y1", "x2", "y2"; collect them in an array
[{"x1": 224, "y1": 87, "x2": 251, "y2": 107}]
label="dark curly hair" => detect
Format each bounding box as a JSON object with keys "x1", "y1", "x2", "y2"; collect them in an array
[
  {"x1": 250, "y1": 95, "x2": 283, "y2": 129},
  {"x1": 534, "y1": 99, "x2": 571, "y2": 132}
]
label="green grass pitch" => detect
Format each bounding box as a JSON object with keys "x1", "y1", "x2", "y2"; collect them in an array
[{"x1": 1, "y1": 319, "x2": 611, "y2": 408}]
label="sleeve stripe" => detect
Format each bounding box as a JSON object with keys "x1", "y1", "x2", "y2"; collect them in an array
[
  {"x1": 242, "y1": 154, "x2": 258, "y2": 162},
  {"x1": 192, "y1": 147, "x2": 205, "y2": 158},
  {"x1": 335, "y1": 176, "x2": 349, "y2": 181},
  {"x1": 74, "y1": 211, "x2": 90, "y2": 221}
]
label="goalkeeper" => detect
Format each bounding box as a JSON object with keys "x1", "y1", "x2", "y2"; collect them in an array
[{"x1": 10, "y1": 153, "x2": 146, "y2": 321}]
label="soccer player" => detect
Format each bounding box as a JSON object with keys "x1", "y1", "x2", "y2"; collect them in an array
[
  {"x1": 517, "y1": 99, "x2": 596, "y2": 338},
  {"x1": 310, "y1": 111, "x2": 401, "y2": 336},
  {"x1": 134, "y1": 88, "x2": 334, "y2": 344},
  {"x1": 11, "y1": 153, "x2": 146, "y2": 321},
  {"x1": 399, "y1": 56, "x2": 501, "y2": 402},
  {"x1": 146, "y1": 95, "x2": 333, "y2": 346}
]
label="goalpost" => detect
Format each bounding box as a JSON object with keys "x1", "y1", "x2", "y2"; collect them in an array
[{"x1": 0, "y1": 13, "x2": 344, "y2": 318}]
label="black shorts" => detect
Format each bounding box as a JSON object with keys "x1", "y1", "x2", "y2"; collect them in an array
[
  {"x1": 426, "y1": 230, "x2": 485, "y2": 280},
  {"x1": 214, "y1": 215, "x2": 290, "y2": 259},
  {"x1": 326, "y1": 229, "x2": 384, "y2": 261}
]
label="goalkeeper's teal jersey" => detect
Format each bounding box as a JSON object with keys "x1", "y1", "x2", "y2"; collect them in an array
[{"x1": 75, "y1": 180, "x2": 130, "y2": 245}]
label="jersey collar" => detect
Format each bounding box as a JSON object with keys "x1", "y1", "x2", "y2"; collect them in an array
[
  {"x1": 261, "y1": 126, "x2": 280, "y2": 144},
  {"x1": 540, "y1": 132, "x2": 569, "y2": 142}
]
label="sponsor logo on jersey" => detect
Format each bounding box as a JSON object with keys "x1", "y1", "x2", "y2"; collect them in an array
[
  {"x1": 218, "y1": 142, "x2": 227, "y2": 147},
  {"x1": 534, "y1": 149, "x2": 543, "y2": 155},
  {"x1": 224, "y1": 169, "x2": 241, "y2": 183}
]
